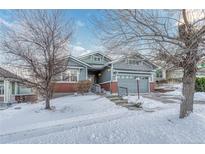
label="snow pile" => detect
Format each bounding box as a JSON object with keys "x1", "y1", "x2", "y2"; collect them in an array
[
  {"x1": 194, "y1": 92, "x2": 205, "y2": 101},
  {"x1": 124, "y1": 96, "x2": 143, "y2": 104},
  {"x1": 124, "y1": 96, "x2": 166, "y2": 111},
  {"x1": 142, "y1": 98, "x2": 166, "y2": 112}
]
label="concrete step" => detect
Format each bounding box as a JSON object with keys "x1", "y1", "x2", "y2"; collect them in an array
[
  {"x1": 109, "y1": 97, "x2": 123, "y2": 101},
  {"x1": 106, "y1": 95, "x2": 120, "y2": 98},
  {"x1": 113, "y1": 99, "x2": 128, "y2": 104},
  {"x1": 126, "y1": 106, "x2": 142, "y2": 110}
]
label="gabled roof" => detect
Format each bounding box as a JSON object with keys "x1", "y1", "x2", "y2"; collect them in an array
[
  {"x1": 79, "y1": 51, "x2": 113, "y2": 61},
  {"x1": 0, "y1": 66, "x2": 19, "y2": 79},
  {"x1": 108, "y1": 53, "x2": 158, "y2": 69},
  {"x1": 68, "y1": 56, "x2": 92, "y2": 68}
]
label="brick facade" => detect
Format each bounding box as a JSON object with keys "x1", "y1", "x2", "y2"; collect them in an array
[
  {"x1": 53, "y1": 82, "x2": 78, "y2": 93},
  {"x1": 149, "y1": 82, "x2": 156, "y2": 92},
  {"x1": 53, "y1": 81, "x2": 154, "y2": 94},
  {"x1": 99, "y1": 81, "x2": 118, "y2": 93}
]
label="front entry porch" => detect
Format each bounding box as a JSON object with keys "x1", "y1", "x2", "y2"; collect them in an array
[
  {"x1": 88, "y1": 70, "x2": 102, "y2": 93},
  {"x1": 87, "y1": 70, "x2": 101, "y2": 85},
  {"x1": 87, "y1": 68, "x2": 118, "y2": 94}
]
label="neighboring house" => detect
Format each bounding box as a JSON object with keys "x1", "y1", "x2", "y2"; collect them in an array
[
  {"x1": 166, "y1": 67, "x2": 205, "y2": 81},
  {"x1": 0, "y1": 67, "x2": 34, "y2": 103},
  {"x1": 53, "y1": 52, "x2": 158, "y2": 94},
  {"x1": 155, "y1": 65, "x2": 205, "y2": 82},
  {"x1": 154, "y1": 68, "x2": 167, "y2": 81},
  {"x1": 154, "y1": 56, "x2": 205, "y2": 82}
]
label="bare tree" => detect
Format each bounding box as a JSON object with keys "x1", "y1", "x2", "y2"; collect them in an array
[
  {"x1": 93, "y1": 9, "x2": 205, "y2": 118},
  {"x1": 0, "y1": 10, "x2": 73, "y2": 109}
]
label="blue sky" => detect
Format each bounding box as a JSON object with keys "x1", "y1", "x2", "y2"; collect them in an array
[{"x1": 0, "y1": 9, "x2": 104, "y2": 52}]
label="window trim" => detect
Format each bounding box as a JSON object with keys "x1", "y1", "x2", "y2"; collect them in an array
[
  {"x1": 60, "y1": 69, "x2": 80, "y2": 83},
  {"x1": 127, "y1": 58, "x2": 141, "y2": 65},
  {"x1": 93, "y1": 55, "x2": 102, "y2": 62},
  {"x1": 0, "y1": 82, "x2": 4, "y2": 95}
]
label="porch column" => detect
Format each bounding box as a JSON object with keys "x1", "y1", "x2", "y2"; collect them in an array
[
  {"x1": 4, "y1": 80, "x2": 10, "y2": 103},
  {"x1": 150, "y1": 73, "x2": 154, "y2": 82},
  {"x1": 15, "y1": 82, "x2": 18, "y2": 95},
  {"x1": 162, "y1": 69, "x2": 166, "y2": 79},
  {"x1": 85, "y1": 66, "x2": 88, "y2": 80}
]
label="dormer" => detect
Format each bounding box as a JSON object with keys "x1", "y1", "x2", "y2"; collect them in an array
[{"x1": 79, "y1": 52, "x2": 112, "y2": 66}]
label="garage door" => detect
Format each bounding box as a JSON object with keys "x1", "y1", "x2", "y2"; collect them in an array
[{"x1": 117, "y1": 75, "x2": 149, "y2": 93}]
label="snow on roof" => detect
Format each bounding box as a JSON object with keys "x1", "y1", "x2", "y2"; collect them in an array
[
  {"x1": 78, "y1": 51, "x2": 113, "y2": 61},
  {"x1": 107, "y1": 53, "x2": 124, "y2": 60},
  {"x1": 0, "y1": 66, "x2": 18, "y2": 79}
]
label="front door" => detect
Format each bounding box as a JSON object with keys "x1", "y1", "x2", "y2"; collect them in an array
[{"x1": 88, "y1": 74, "x2": 96, "y2": 84}]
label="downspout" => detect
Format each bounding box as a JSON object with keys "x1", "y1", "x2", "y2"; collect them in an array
[
  {"x1": 110, "y1": 63, "x2": 113, "y2": 94},
  {"x1": 85, "y1": 66, "x2": 88, "y2": 80}
]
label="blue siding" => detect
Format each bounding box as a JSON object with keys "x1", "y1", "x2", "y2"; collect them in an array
[
  {"x1": 98, "y1": 67, "x2": 111, "y2": 83},
  {"x1": 113, "y1": 56, "x2": 154, "y2": 71},
  {"x1": 68, "y1": 57, "x2": 87, "y2": 81},
  {"x1": 80, "y1": 53, "x2": 111, "y2": 65},
  {"x1": 79, "y1": 68, "x2": 87, "y2": 81}
]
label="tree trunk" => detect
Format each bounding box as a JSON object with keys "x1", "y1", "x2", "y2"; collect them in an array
[
  {"x1": 179, "y1": 68, "x2": 196, "y2": 118},
  {"x1": 45, "y1": 96, "x2": 51, "y2": 109},
  {"x1": 45, "y1": 89, "x2": 52, "y2": 110}
]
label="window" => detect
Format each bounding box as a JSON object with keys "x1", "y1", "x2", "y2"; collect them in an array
[
  {"x1": 18, "y1": 84, "x2": 32, "y2": 95},
  {"x1": 0, "y1": 82, "x2": 4, "y2": 95},
  {"x1": 62, "y1": 69, "x2": 79, "y2": 82},
  {"x1": 156, "y1": 70, "x2": 163, "y2": 78},
  {"x1": 93, "y1": 56, "x2": 102, "y2": 62},
  {"x1": 12, "y1": 82, "x2": 15, "y2": 95},
  {"x1": 127, "y1": 59, "x2": 140, "y2": 65}
]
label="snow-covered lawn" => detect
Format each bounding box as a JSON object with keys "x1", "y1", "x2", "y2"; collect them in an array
[
  {"x1": 0, "y1": 95, "x2": 126, "y2": 135},
  {"x1": 162, "y1": 83, "x2": 205, "y2": 102},
  {"x1": 1, "y1": 92, "x2": 205, "y2": 144}
]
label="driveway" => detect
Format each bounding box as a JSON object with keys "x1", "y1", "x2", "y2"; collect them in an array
[{"x1": 142, "y1": 92, "x2": 205, "y2": 104}]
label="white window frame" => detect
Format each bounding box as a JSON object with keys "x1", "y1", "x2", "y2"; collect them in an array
[
  {"x1": 127, "y1": 59, "x2": 141, "y2": 65},
  {"x1": 61, "y1": 69, "x2": 79, "y2": 83},
  {"x1": 0, "y1": 82, "x2": 4, "y2": 96},
  {"x1": 93, "y1": 56, "x2": 102, "y2": 62}
]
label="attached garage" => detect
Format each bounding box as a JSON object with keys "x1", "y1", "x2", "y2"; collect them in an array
[{"x1": 117, "y1": 74, "x2": 149, "y2": 93}]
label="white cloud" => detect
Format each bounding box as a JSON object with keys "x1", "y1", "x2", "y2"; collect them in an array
[
  {"x1": 76, "y1": 20, "x2": 85, "y2": 27},
  {"x1": 69, "y1": 45, "x2": 92, "y2": 57},
  {"x1": 0, "y1": 17, "x2": 12, "y2": 28},
  {"x1": 76, "y1": 41, "x2": 82, "y2": 45}
]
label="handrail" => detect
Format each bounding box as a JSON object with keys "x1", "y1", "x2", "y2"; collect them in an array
[
  {"x1": 118, "y1": 86, "x2": 128, "y2": 96},
  {"x1": 91, "y1": 84, "x2": 102, "y2": 93}
]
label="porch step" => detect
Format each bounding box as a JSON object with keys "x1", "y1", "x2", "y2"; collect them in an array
[
  {"x1": 106, "y1": 95, "x2": 128, "y2": 104},
  {"x1": 109, "y1": 97, "x2": 123, "y2": 101},
  {"x1": 106, "y1": 95, "x2": 143, "y2": 110},
  {"x1": 106, "y1": 95, "x2": 119, "y2": 99},
  {"x1": 113, "y1": 99, "x2": 128, "y2": 104}
]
